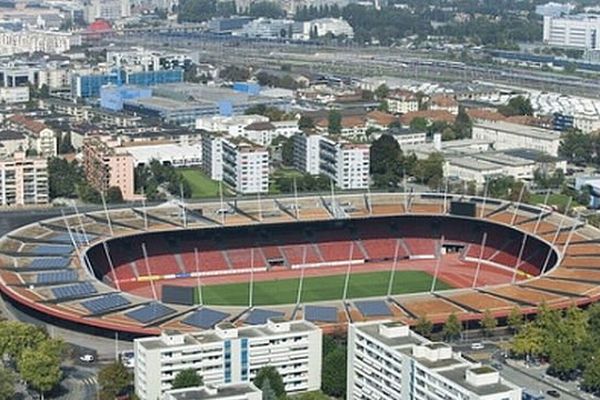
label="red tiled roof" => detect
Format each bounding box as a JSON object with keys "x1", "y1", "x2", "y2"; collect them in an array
[
  {"x1": 399, "y1": 110, "x2": 456, "y2": 125},
  {"x1": 7, "y1": 115, "x2": 49, "y2": 135}
]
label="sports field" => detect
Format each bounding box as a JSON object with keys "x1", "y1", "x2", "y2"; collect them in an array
[{"x1": 197, "y1": 270, "x2": 452, "y2": 306}]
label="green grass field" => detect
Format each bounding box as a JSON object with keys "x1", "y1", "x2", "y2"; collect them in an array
[
  {"x1": 180, "y1": 168, "x2": 222, "y2": 198},
  {"x1": 196, "y1": 270, "x2": 452, "y2": 306},
  {"x1": 529, "y1": 193, "x2": 580, "y2": 209}
]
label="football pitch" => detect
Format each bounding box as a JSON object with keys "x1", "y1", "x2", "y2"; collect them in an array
[{"x1": 196, "y1": 270, "x2": 452, "y2": 306}]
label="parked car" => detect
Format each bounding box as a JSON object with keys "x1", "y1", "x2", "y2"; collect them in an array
[
  {"x1": 79, "y1": 354, "x2": 95, "y2": 363},
  {"x1": 470, "y1": 343, "x2": 484, "y2": 350},
  {"x1": 546, "y1": 390, "x2": 560, "y2": 398}
]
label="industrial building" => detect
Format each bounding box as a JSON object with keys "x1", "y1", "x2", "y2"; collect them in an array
[
  {"x1": 348, "y1": 321, "x2": 521, "y2": 400},
  {"x1": 134, "y1": 319, "x2": 322, "y2": 400},
  {"x1": 472, "y1": 121, "x2": 562, "y2": 156}
]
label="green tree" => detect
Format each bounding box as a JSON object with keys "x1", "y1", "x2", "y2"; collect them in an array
[
  {"x1": 0, "y1": 366, "x2": 16, "y2": 400},
  {"x1": 58, "y1": 132, "x2": 75, "y2": 154},
  {"x1": 559, "y1": 129, "x2": 591, "y2": 164},
  {"x1": 409, "y1": 117, "x2": 428, "y2": 132},
  {"x1": 261, "y1": 378, "x2": 277, "y2": 400},
  {"x1": 47, "y1": 157, "x2": 83, "y2": 199},
  {"x1": 507, "y1": 306, "x2": 523, "y2": 333},
  {"x1": 18, "y1": 345, "x2": 62, "y2": 400},
  {"x1": 498, "y1": 95, "x2": 533, "y2": 116},
  {"x1": 453, "y1": 106, "x2": 472, "y2": 139},
  {"x1": 98, "y1": 362, "x2": 132, "y2": 400},
  {"x1": 280, "y1": 136, "x2": 295, "y2": 166},
  {"x1": 0, "y1": 320, "x2": 48, "y2": 361},
  {"x1": 247, "y1": 1, "x2": 286, "y2": 18},
  {"x1": 77, "y1": 182, "x2": 102, "y2": 204},
  {"x1": 253, "y1": 367, "x2": 285, "y2": 399},
  {"x1": 414, "y1": 315, "x2": 433, "y2": 337},
  {"x1": 322, "y1": 347, "x2": 346, "y2": 398},
  {"x1": 106, "y1": 186, "x2": 124, "y2": 203},
  {"x1": 548, "y1": 343, "x2": 578, "y2": 380},
  {"x1": 442, "y1": 312, "x2": 462, "y2": 342},
  {"x1": 510, "y1": 323, "x2": 544, "y2": 359},
  {"x1": 413, "y1": 153, "x2": 444, "y2": 189},
  {"x1": 328, "y1": 110, "x2": 342, "y2": 134},
  {"x1": 582, "y1": 349, "x2": 600, "y2": 394},
  {"x1": 172, "y1": 368, "x2": 203, "y2": 389},
  {"x1": 374, "y1": 84, "x2": 389, "y2": 100},
  {"x1": 481, "y1": 309, "x2": 497, "y2": 337},
  {"x1": 298, "y1": 115, "x2": 315, "y2": 129},
  {"x1": 370, "y1": 134, "x2": 403, "y2": 189},
  {"x1": 377, "y1": 100, "x2": 389, "y2": 112}
]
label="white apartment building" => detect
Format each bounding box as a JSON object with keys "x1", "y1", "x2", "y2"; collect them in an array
[
  {"x1": 0, "y1": 152, "x2": 48, "y2": 207},
  {"x1": 543, "y1": 14, "x2": 600, "y2": 50},
  {"x1": 320, "y1": 136, "x2": 370, "y2": 190},
  {"x1": 84, "y1": 0, "x2": 130, "y2": 23},
  {"x1": 0, "y1": 130, "x2": 28, "y2": 156},
  {"x1": 106, "y1": 47, "x2": 195, "y2": 71},
  {"x1": 134, "y1": 319, "x2": 322, "y2": 400},
  {"x1": 163, "y1": 383, "x2": 262, "y2": 400},
  {"x1": 292, "y1": 132, "x2": 322, "y2": 175},
  {"x1": 197, "y1": 115, "x2": 269, "y2": 136},
  {"x1": 387, "y1": 91, "x2": 419, "y2": 114},
  {"x1": 348, "y1": 321, "x2": 522, "y2": 400},
  {"x1": 202, "y1": 134, "x2": 270, "y2": 194},
  {"x1": 472, "y1": 121, "x2": 561, "y2": 156},
  {"x1": 0, "y1": 87, "x2": 29, "y2": 103},
  {"x1": 292, "y1": 133, "x2": 370, "y2": 189},
  {"x1": 574, "y1": 114, "x2": 600, "y2": 133},
  {"x1": 0, "y1": 30, "x2": 80, "y2": 56}
]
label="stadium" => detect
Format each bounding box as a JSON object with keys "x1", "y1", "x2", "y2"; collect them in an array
[{"x1": 0, "y1": 192, "x2": 598, "y2": 339}]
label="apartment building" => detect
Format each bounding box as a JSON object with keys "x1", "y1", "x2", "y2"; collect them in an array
[
  {"x1": 202, "y1": 134, "x2": 269, "y2": 194},
  {"x1": 134, "y1": 319, "x2": 322, "y2": 400},
  {"x1": 543, "y1": 14, "x2": 600, "y2": 50},
  {"x1": 292, "y1": 133, "x2": 370, "y2": 189},
  {"x1": 348, "y1": 321, "x2": 521, "y2": 400},
  {"x1": 386, "y1": 90, "x2": 419, "y2": 114},
  {"x1": 6, "y1": 115, "x2": 57, "y2": 157},
  {"x1": 472, "y1": 120, "x2": 561, "y2": 156},
  {"x1": 82, "y1": 137, "x2": 135, "y2": 200},
  {"x1": 163, "y1": 383, "x2": 262, "y2": 400},
  {"x1": 0, "y1": 152, "x2": 48, "y2": 207}
]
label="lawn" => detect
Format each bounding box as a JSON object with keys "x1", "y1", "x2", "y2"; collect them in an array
[
  {"x1": 529, "y1": 193, "x2": 579, "y2": 209},
  {"x1": 197, "y1": 270, "x2": 452, "y2": 306},
  {"x1": 180, "y1": 168, "x2": 221, "y2": 198}
]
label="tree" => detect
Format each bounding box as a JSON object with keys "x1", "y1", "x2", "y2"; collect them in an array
[
  {"x1": 247, "y1": 1, "x2": 286, "y2": 18},
  {"x1": 377, "y1": 100, "x2": 389, "y2": 112},
  {"x1": 58, "y1": 131, "x2": 74, "y2": 154},
  {"x1": 409, "y1": 117, "x2": 428, "y2": 132},
  {"x1": 253, "y1": 367, "x2": 285, "y2": 399},
  {"x1": 172, "y1": 368, "x2": 203, "y2": 389},
  {"x1": 453, "y1": 106, "x2": 472, "y2": 139},
  {"x1": 442, "y1": 312, "x2": 462, "y2": 342},
  {"x1": 370, "y1": 134, "x2": 403, "y2": 189},
  {"x1": 582, "y1": 349, "x2": 600, "y2": 394},
  {"x1": 98, "y1": 362, "x2": 132, "y2": 400},
  {"x1": 261, "y1": 378, "x2": 277, "y2": 400},
  {"x1": 0, "y1": 366, "x2": 16, "y2": 400},
  {"x1": 298, "y1": 115, "x2": 315, "y2": 130},
  {"x1": 374, "y1": 84, "x2": 389, "y2": 100},
  {"x1": 507, "y1": 306, "x2": 523, "y2": 333},
  {"x1": 0, "y1": 320, "x2": 48, "y2": 361},
  {"x1": 498, "y1": 95, "x2": 533, "y2": 117},
  {"x1": 105, "y1": 186, "x2": 124, "y2": 203},
  {"x1": 77, "y1": 182, "x2": 102, "y2": 204},
  {"x1": 18, "y1": 345, "x2": 62, "y2": 400},
  {"x1": 47, "y1": 157, "x2": 83, "y2": 199},
  {"x1": 510, "y1": 323, "x2": 544, "y2": 359},
  {"x1": 559, "y1": 129, "x2": 592, "y2": 164},
  {"x1": 481, "y1": 309, "x2": 497, "y2": 337},
  {"x1": 328, "y1": 110, "x2": 342, "y2": 134},
  {"x1": 548, "y1": 342, "x2": 578, "y2": 380},
  {"x1": 414, "y1": 315, "x2": 433, "y2": 337},
  {"x1": 412, "y1": 153, "x2": 444, "y2": 189},
  {"x1": 322, "y1": 347, "x2": 346, "y2": 398},
  {"x1": 280, "y1": 136, "x2": 295, "y2": 166}
]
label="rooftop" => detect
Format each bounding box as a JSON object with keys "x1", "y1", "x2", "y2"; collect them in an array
[
  {"x1": 439, "y1": 367, "x2": 515, "y2": 396},
  {"x1": 474, "y1": 120, "x2": 560, "y2": 141},
  {"x1": 166, "y1": 383, "x2": 261, "y2": 400}
]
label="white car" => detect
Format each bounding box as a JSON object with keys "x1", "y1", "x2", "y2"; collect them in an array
[
  {"x1": 79, "y1": 354, "x2": 95, "y2": 363},
  {"x1": 470, "y1": 343, "x2": 484, "y2": 350}
]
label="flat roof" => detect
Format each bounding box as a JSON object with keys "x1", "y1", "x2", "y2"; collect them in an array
[
  {"x1": 356, "y1": 323, "x2": 424, "y2": 349},
  {"x1": 166, "y1": 384, "x2": 260, "y2": 400},
  {"x1": 448, "y1": 156, "x2": 504, "y2": 171},
  {"x1": 474, "y1": 120, "x2": 560, "y2": 141},
  {"x1": 439, "y1": 367, "x2": 516, "y2": 396}
]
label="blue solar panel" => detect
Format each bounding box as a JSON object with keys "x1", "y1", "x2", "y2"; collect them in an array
[
  {"x1": 36, "y1": 271, "x2": 78, "y2": 284},
  {"x1": 32, "y1": 245, "x2": 74, "y2": 256},
  {"x1": 304, "y1": 305, "x2": 338, "y2": 323},
  {"x1": 182, "y1": 308, "x2": 229, "y2": 329},
  {"x1": 52, "y1": 282, "x2": 97, "y2": 300},
  {"x1": 81, "y1": 294, "x2": 131, "y2": 315},
  {"x1": 29, "y1": 258, "x2": 70, "y2": 270},
  {"x1": 245, "y1": 309, "x2": 285, "y2": 325},
  {"x1": 49, "y1": 232, "x2": 95, "y2": 244},
  {"x1": 125, "y1": 302, "x2": 176, "y2": 324},
  {"x1": 354, "y1": 300, "x2": 392, "y2": 317}
]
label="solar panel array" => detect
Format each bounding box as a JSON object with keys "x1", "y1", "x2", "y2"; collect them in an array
[
  {"x1": 354, "y1": 300, "x2": 392, "y2": 317},
  {"x1": 49, "y1": 232, "x2": 95, "y2": 244},
  {"x1": 126, "y1": 303, "x2": 176, "y2": 324},
  {"x1": 29, "y1": 258, "x2": 70, "y2": 270},
  {"x1": 183, "y1": 308, "x2": 229, "y2": 329},
  {"x1": 52, "y1": 282, "x2": 97, "y2": 300},
  {"x1": 82, "y1": 294, "x2": 131, "y2": 315},
  {"x1": 245, "y1": 309, "x2": 284, "y2": 325},
  {"x1": 304, "y1": 305, "x2": 338, "y2": 323},
  {"x1": 36, "y1": 270, "x2": 78, "y2": 285},
  {"x1": 32, "y1": 245, "x2": 74, "y2": 256}
]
